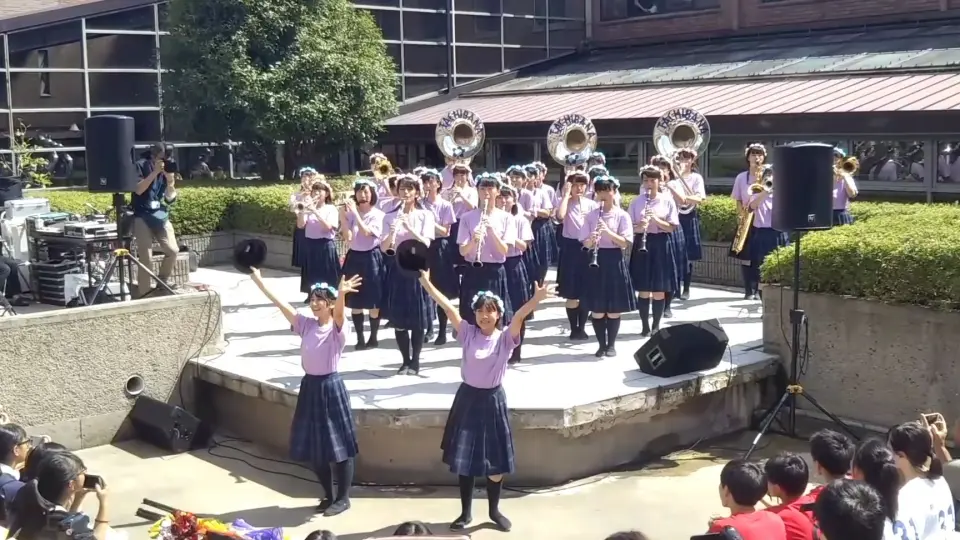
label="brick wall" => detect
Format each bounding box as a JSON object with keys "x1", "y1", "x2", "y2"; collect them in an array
[{"x1": 592, "y1": 0, "x2": 955, "y2": 45}]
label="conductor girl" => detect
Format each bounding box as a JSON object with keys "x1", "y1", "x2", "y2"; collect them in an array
[
  {"x1": 340, "y1": 178, "x2": 385, "y2": 350},
  {"x1": 628, "y1": 166, "x2": 679, "y2": 336},
  {"x1": 418, "y1": 269, "x2": 554, "y2": 533},
  {"x1": 579, "y1": 175, "x2": 636, "y2": 357},
  {"x1": 249, "y1": 269, "x2": 363, "y2": 517},
  {"x1": 555, "y1": 170, "x2": 597, "y2": 341}
]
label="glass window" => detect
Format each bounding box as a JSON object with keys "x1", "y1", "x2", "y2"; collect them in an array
[
  {"x1": 455, "y1": 46, "x2": 501, "y2": 74},
  {"x1": 86, "y1": 34, "x2": 158, "y2": 70},
  {"x1": 496, "y1": 142, "x2": 536, "y2": 168},
  {"x1": 89, "y1": 73, "x2": 159, "y2": 108},
  {"x1": 850, "y1": 140, "x2": 925, "y2": 183},
  {"x1": 549, "y1": 0, "x2": 582, "y2": 18},
  {"x1": 455, "y1": 76, "x2": 481, "y2": 85},
  {"x1": 504, "y1": 17, "x2": 546, "y2": 47},
  {"x1": 85, "y1": 7, "x2": 155, "y2": 31},
  {"x1": 91, "y1": 110, "x2": 161, "y2": 142},
  {"x1": 404, "y1": 76, "x2": 447, "y2": 100},
  {"x1": 385, "y1": 43, "x2": 401, "y2": 71},
  {"x1": 173, "y1": 145, "x2": 231, "y2": 178},
  {"x1": 360, "y1": 9, "x2": 401, "y2": 40},
  {"x1": 505, "y1": 0, "x2": 544, "y2": 16},
  {"x1": 404, "y1": 44, "x2": 448, "y2": 74},
  {"x1": 548, "y1": 19, "x2": 584, "y2": 48},
  {"x1": 11, "y1": 112, "x2": 87, "y2": 148},
  {"x1": 457, "y1": 0, "x2": 501, "y2": 14},
  {"x1": 504, "y1": 47, "x2": 547, "y2": 69},
  {"x1": 705, "y1": 138, "x2": 770, "y2": 179},
  {"x1": 455, "y1": 14, "x2": 501, "y2": 45},
  {"x1": 403, "y1": 11, "x2": 448, "y2": 41},
  {"x1": 936, "y1": 141, "x2": 960, "y2": 183},
  {"x1": 600, "y1": 0, "x2": 719, "y2": 21},
  {"x1": 600, "y1": 140, "x2": 641, "y2": 184},
  {"x1": 356, "y1": 0, "x2": 401, "y2": 6},
  {"x1": 8, "y1": 22, "x2": 83, "y2": 70},
  {"x1": 158, "y1": 3, "x2": 169, "y2": 31},
  {"x1": 10, "y1": 72, "x2": 85, "y2": 109},
  {"x1": 404, "y1": 0, "x2": 447, "y2": 9}
]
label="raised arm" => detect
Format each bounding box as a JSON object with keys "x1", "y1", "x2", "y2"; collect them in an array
[
  {"x1": 334, "y1": 275, "x2": 362, "y2": 330},
  {"x1": 419, "y1": 269, "x2": 462, "y2": 329},
  {"x1": 250, "y1": 268, "x2": 297, "y2": 326},
  {"x1": 508, "y1": 282, "x2": 555, "y2": 337}
]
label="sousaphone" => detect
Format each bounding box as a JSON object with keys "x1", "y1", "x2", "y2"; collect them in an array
[
  {"x1": 436, "y1": 109, "x2": 485, "y2": 163},
  {"x1": 653, "y1": 107, "x2": 711, "y2": 214},
  {"x1": 547, "y1": 114, "x2": 598, "y2": 170}
]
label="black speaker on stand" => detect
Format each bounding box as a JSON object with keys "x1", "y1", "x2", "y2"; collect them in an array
[
  {"x1": 83, "y1": 115, "x2": 175, "y2": 301},
  {"x1": 744, "y1": 142, "x2": 859, "y2": 459}
]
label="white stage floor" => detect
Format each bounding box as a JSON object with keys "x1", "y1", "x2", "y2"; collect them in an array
[{"x1": 193, "y1": 266, "x2": 774, "y2": 413}]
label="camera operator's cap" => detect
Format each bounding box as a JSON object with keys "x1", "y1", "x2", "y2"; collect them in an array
[{"x1": 233, "y1": 238, "x2": 267, "y2": 275}]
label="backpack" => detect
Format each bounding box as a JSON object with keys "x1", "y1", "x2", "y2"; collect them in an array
[{"x1": 0, "y1": 472, "x2": 19, "y2": 522}]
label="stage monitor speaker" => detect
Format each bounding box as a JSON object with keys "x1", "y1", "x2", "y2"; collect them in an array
[
  {"x1": 129, "y1": 395, "x2": 210, "y2": 453},
  {"x1": 85, "y1": 115, "x2": 138, "y2": 193},
  {"x1": 772, "y1": 142, "x2": 835, "y2": 232},
  {"x1": 634, "y1": 319, "x2": 729, "y2": 378}
]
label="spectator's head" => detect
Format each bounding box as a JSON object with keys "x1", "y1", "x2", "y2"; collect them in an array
[
  {"x1": 851, "y1": 438, "x2": 900, "y2": 522},
  {"x1": 604, "y1": 532, "x2": 650, "y2": 540},
  {"x1": 8, "y1": 451, "x2": 87, "y2": 540},
  {"x1": 814, "y1": 479, "x2": 886, "y2": 540},
  {"x1": 20, "y1": 442, "x2": 67, "y2": 482},
  {"x1": 392, "y1": 521, "x2": 432, "y2": 536},
  {"x1": 718, "y1": 459, "x2": 767, "y2": 511},
  {"x1": 0, "y1": 423, "x2": 29, "y2": 468},
  {"x1": 303, "y1": 531, "x2": 336, "y2": 540},
  {"x1": 888, "y1": 420, "x2": 943, "y2": 480},
  {"x1": 763, "y1": 452, "x2": 809, "y2": 501},
  {"x1": 809, "y1": 429, "x2": 854, "y2": 481}
]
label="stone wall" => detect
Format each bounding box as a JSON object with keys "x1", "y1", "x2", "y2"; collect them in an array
[
  {"x1": 762, "y1": 287, "x2": 959, "y2": 428},
  {"x1": 0, "y1": 292, "x2": 223, "y2": 448}
]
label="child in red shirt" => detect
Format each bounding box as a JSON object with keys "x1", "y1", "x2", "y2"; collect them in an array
[
  {"x1": 707, "y1": 459, "x2": 786, "y2": 540},
  {"x1": 763, "y1": 452, "x2": 816, "y2": 540}
]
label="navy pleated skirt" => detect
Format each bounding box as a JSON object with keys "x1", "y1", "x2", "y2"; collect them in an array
[
  {"x1": 630, "y1": 233, "x2": 677, "y2": 293},
  {"x1": 342, "y1": 248, "x2": 384, "y2": 310},
  {"x1": 448, "y1": 221, "x2": 467, "y2": 267},
  {"x1": 679, "y1": 210, "x2": 703, "y2": 261},
  {"x1": 300, "y1": 237, "x2": 342, "y2": 294},
  {"x1": 667, "y1": 225, "x2": 687, "y2": 293},
  {"x1": 428, "y1": 237, "x2": 460, "y2": 298},
  {"x1": 441, "y1": 383, "x2": 515, "y2": 477},
  {"x1": 504, "y1": 255, "x2": 532, "y2": 313},
  {"x1": 292, "y1": 226, "x2": 307, "y2": 268},
  {"x1": 556, "y1": 236, "x2": 588, "y2": 300},
  {"x1": 521, "y1": 245, "x2": 539, "y2": 285},
  {"x1": 381, "y1": 255, "x2": 434, "y2": 330},
  {"x1": 289, "y1": 372, "x2": 359, "y2": 465},
  {"x1": 832, "y1": 209, "x2": 855, "y2": 226},
  {"x1": 531, "y1": 218, "x2": 557, "y2": 270},
  {"x1": 748, "y1": 226, "x2": 789, "y2": 268},
  {"x1": 583, "y1": 248, "x2": 637, "y2": 314},
  {"x1": 459, "y1": 263, "x2": 514, "y2": 325}
]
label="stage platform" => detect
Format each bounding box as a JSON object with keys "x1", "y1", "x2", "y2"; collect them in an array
[{"x1": 192, "y1": 266, "x2": 777, "y2": 487}]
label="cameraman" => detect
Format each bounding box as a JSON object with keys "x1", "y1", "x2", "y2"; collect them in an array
[{"x1": 132, "y1": 142, "x2": 179, "y2": 299}]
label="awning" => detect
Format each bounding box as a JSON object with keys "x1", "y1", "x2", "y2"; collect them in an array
[{"x1": 386, "y1": 73, "x2": 960, "y2": 126}]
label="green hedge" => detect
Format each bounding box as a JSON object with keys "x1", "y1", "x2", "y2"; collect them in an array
[{"x1": 29, "y1": 184, "x2": 960, "y2": 306}]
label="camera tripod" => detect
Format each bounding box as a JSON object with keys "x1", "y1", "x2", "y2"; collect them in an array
[{"x1": 744, "y1": 232, "x2": 859, "y2": 460}]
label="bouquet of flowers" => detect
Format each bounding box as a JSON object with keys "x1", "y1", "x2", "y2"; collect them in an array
[{"x1": 149, "y1": 512, "x2": 286, "y2": 540}]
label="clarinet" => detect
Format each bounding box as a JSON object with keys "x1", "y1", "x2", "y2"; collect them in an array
[
  {"x1": 639, "y1": 188, "x2": 655, "y2": 253},
  {"x1": 583, "y1": 211, "x2": 603, "y2": 268}
]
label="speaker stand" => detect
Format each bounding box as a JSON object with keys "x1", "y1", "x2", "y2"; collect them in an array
[
  {"x1": 744, "y1": 232, "x2": 859, "y2": 460},
  {"x1": 88, "y1": 193, "x2": 176, "y2": 302}
]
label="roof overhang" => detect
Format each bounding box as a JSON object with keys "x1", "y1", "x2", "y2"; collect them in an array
[{"x1": 0, "y1": 0, "x2": 156, "y2": 34}]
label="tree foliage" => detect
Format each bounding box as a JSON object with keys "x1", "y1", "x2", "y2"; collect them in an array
[{"x1": 162, "y1": 0, "x2": 398, "y2": 172}]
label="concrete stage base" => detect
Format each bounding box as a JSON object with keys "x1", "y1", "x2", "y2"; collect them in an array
[{"x1": 192, "y1": 266, "x2": 776, "y2": 487}]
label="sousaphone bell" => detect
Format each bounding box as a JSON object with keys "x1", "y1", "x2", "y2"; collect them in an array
[
  {"x1": 653, "y1": 107, "x2": 711, "y2": 214},
  {"x1": 547, "y1": 114, "x2": 598, "y2": 170},
  {"x1": 436, "y1": 109, "x2": 485, "y2": 163}
]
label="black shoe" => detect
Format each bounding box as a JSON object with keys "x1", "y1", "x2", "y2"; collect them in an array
[
  {"x1": 572, "y1": 330, "x2": 590, "y2": 341},
  {"x1": 490, "y1": 511, "x2": 512, "y2": 532},
  {"x1": 354, "y1": 342, "x2": 368, "y2": 351},
  {"x1": 323, "y1": 499, "x2": 350, "y2": 517},
  {"x1": 743, "y1": 293, "x2": 751, "y2": 300},
  {"x1": 407, "y1": 367, "x2": 420, "y2": 376},
  {"x1": 594, "y1": 347, "x2": 607, "y2": 358},
  {"x1": 663, "y1": 308, "x2": 673, "y2": 318},
  {"x1": 315, "y1": 499, "x2": 332, "y2": 512},
  {"x1": 680, "y1": 289, "x2": 690, "y2": 300},
  {"x1": 450, "y1": 515, "x2": 472, "y2": 531},
  {"x1": 367, "y1": 338, "x2": 379, "y2": 348},
  {"x1": 641, "y1": 329, "x2": 651, "y2": 337},
  {"x1": 397, "y1": 366, "x2": 409, "y2": 375},
  {"x1": 652, "y1": 325, "x2": 660, "y2": 334},
  {"x1": 604, "y1": 346, "x2": 617, "y2": 357},
  {"x1": 424, "y1": 331, "x2": 435, "y2": 344},
  {"x1": 434, "y1": 334, "x2": 447, "y2": 346},
  {"x1": 750, "y1": 293, "x2": 760, "y2": 301}
]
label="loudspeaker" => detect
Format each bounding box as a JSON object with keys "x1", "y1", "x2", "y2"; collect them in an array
[
  {"x1": 0, "y1": 177, "x2": 23, "y2": 206},
  {"x1": 772, "y1": 142, "x2": 835, "y2": 232},
  {"x1": 129, "y1": 396, "x2": 210, "y2": 453},
  {"x1": 85, "y1": 115, "x2": 138, "y2": 193},
  {"x1": 634, "y1": 319, "x2": 729, "y2": 378}
]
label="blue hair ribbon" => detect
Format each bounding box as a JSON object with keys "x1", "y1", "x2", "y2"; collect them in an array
[
  {"x1": 310, "y1": 282, "x2": 339, "y2": 298},
  {"x1": 471, "y1": 290, "x2": 504, "y2": 312}
]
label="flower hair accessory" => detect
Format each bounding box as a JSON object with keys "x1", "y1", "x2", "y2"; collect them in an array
[
  {"x1": 499, "y1": 184, "x2": 518, "y2": 198},
  {"x1": 298, "y1": 166, "x2": 317, "y2": 177},
  {"x1": 397, "y1": 173, "x2": 424, "y2": 194},
  {"x1": 475, "y1": 172, "x2": 501, "y2": 188},
  {"x1": 745, "y1": 143, "x2": 767, "y2": 156},
  {"x1": 594, "y1": 174, "x2": 621, "y2": 189},
  {"x1": 310, "y1": 282, "x2": 339, "y2": 298},
  {"x1": 506, "y1": 165, "x2": 527, "y2": 177},
  {"x1": 412, "y1": 166, "x2": 427, "y2": 176},
  {"x1": 353, "y1": 178, "x2": 377, "y2": 191},
  {"x1": 588, "y1": 165, "x2": 609, "y2": 179},
  {"x1": 420, "y1": 168, "x2": 442, "y2": 180},
  {"x1": 589, "y1": 151, "x2": 607, "y2": 165},
  {"x1": 533, "y1": 161, "x2": 547, "y2": 173},
  {"x1": 471, "y1": 290, "x2": 505, "y2": 312},
  {"x1": 639, "y1": 165, "x2": 662, "y2": 178}
]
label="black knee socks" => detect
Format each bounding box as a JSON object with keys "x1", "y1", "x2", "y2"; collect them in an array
[
  {"x1": 565, "y1": 307, "x2": 578, "y2": 334},
  {"x1": 537, "y1": 265, "x2": 548, "y2": 285},
  {"x1": 334, "y1": 458, "x2": 354, "y2": 502},
  {"x1": 453, "y1": 475, "x2": 475, "y2": 528},
  {"x1": 395, "y1": 330, "x2": 411, "y2": 366},
  {"x1": 750, "y1": 266, "x2": 761, "y2": 295},
  {"x1": 351, "y1": 313, "x2": 365, "y2": 345},
  {"x1": 314, "y1": 462, "x2": 334, "y2": 502},
  {"x1": 438, "y1": 309, "x2": 448, "y2": 336},
  {"x1": 683, "y1": 263, "x2": 693, "y2": 292},
  {"x1": 591, "y1": 317, "x2": 608, "y2": 350},
  {"x1": 664, "y1": 291, "x2": 673, "y2": 313},
  {"x1": 486, "y1": 478, "x2": 511, "y2": 531},
  {"x1": 638, "y1": 297, "x2": 651, "y2": 332},
  {"x1": 410, "y1": 327, "x2": 424, "y2": 371},
  {"x1": 652, "y1": 298, "x2": 665, "y2": 329},
  {"x1": 740, "y1": 265, "x2": 752, "y2": 296},
  {"x1": 607, "y1": 317, "x2": 621, "y2": 347},
  {"x1": 577, "y1": 304, "x2": 589, "y2": 333},
  {"x1": 369, "y1": 315, "x2": 380, "y2": 342}
]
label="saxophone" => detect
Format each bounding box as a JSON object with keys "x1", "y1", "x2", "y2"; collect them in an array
[{"x1": 728, "y1": 162, "x2": 764, "y2": 257}]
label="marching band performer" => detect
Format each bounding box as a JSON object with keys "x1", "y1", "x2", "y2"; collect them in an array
[
  {"x1": 628, "y1": 166, "x2": 679, "y2": 336},
  {"x1": 417, "y1": 269, "x2": 553, "y2": 533},
  {"x1": 380, "y1": 174, "x2": 436, "y2": 376},
  {"x1": 651, "y1": 155, "x2": 686, "y2": 319},
  {"x1": 745, "y1": 168, "x2": 788, "y2": 300},
  {"x1": 340, "y1": 178, "x2": 385, "y2": 351},
  {"x1": 497, "y1": 183, "x2": 534, "y2": 364},
  {"x1": 833, "y1": 148, "x2": 859, "y2": 226},
  {"x1": 447, "y1": 162, "x2": 479, "y2": 269},
  {"x1": 524, "y1": 163, "x2": 556, "y2": 285},
  {"x1": 369, "y1": 153, "x2": 392, "y2": 198},
  {"x1": 421, "y1": 168, "x2": 459, "y2": 345},
  {"x1": 732, "y1": 144, "x2": 767, "y2": 299},
  {"x1": 587, "y1": 164, "x2": 622, "y2": 209},
  {"x1": 298, "y1": 176, "x2": 342, "y2": 304},
  {"x1": 290, "y1": 167, "x2": 317, "y2": 270},
  {"x1": 579, "y1": 175, "x2": 635, "y2": 357},
  {"x1": 587, "y1": 151, "x2": 606, "y2": 170},
  {"x1": 376, "y1": 173, "x2": 400, "y2": 212},
  {"x1": 555, "y1": 170, "x2": 597, "y2": 341},
  {"x1": 457, "y1": 174, "x2": 517, "y2": 326},
  {"x1": 673, "y1": 149, "x2": 706, "y2": 300},
  {"x1": 249, "y1": 269, "x2": 362, "y2": 517}
]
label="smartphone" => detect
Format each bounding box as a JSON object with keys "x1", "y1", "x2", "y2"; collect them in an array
[
  {"x1": 922, "y1": 413, "x2": 947, "y2": 431},
  {"x1": 83, "y1": 474, "x2": 105, "y2": 490}
]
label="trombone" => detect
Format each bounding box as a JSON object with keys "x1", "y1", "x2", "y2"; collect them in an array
[{"x1": 357, "y1": 158, "x2": 394, "y2": 180}]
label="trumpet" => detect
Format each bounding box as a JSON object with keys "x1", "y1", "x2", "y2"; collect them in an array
[
  {"x1": 473, "y1": 199, "x2": 489, "y2": 268},
  {"x1": 384, "y1": 207, "x2": 408, "y2": 257},
  {"x1": 358, "y1": 159, "x2": 394, "y2": 179},
  {"x1": 837, "y1": 156, "x2": 859, "y2": 177},
  {"x1": 639, "y1": 189, "x2": 655, "y2": 252}
]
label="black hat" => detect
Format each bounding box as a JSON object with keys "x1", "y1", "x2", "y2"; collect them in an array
[
  {"x1": 233, "y1": 238, "x2": 267, "y2": 274},
  {"x1": 395, "y1": 238, "x2": 429, "y2": 277}
]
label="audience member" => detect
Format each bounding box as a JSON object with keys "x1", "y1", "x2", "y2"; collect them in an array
[
  {"x1": 808, "y1": 429, "x2": 855, "y2": 499},
  {"x1": 814, "y1": 479, "x2": 886, "y2": 540},
  {"x1": 0, "y1": 424, "x2": 29, "y2": 522},
  {"x1": 888, "y1": 421, "x2": 955, "y2": 539},
  {"x1": 604, "y1": 532, "x2": 650, "y2": 540},
  {"x1": 762, "y1": 452, "x2": 814, "y2": 540},
  {"x1": 392, "y1": 521, "x2": 432, "y2": 536},
  {"x1": 850, "y1": 438, "x2": 900, "y2": 532},
  {"x1": 303, "y1": 530, "x2": 336, "y2": 540},
  {"x1": 707, "y1": 459, "x2": 786, "y2": 540}
]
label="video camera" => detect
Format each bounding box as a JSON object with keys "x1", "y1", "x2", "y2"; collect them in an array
[{"x1": 162, "y1": 142, "x2": 178, "y2": 174}]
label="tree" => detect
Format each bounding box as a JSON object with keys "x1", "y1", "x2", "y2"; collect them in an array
[{"x1": 161, "y1": 0, "x2": 398, "y2": 178}]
